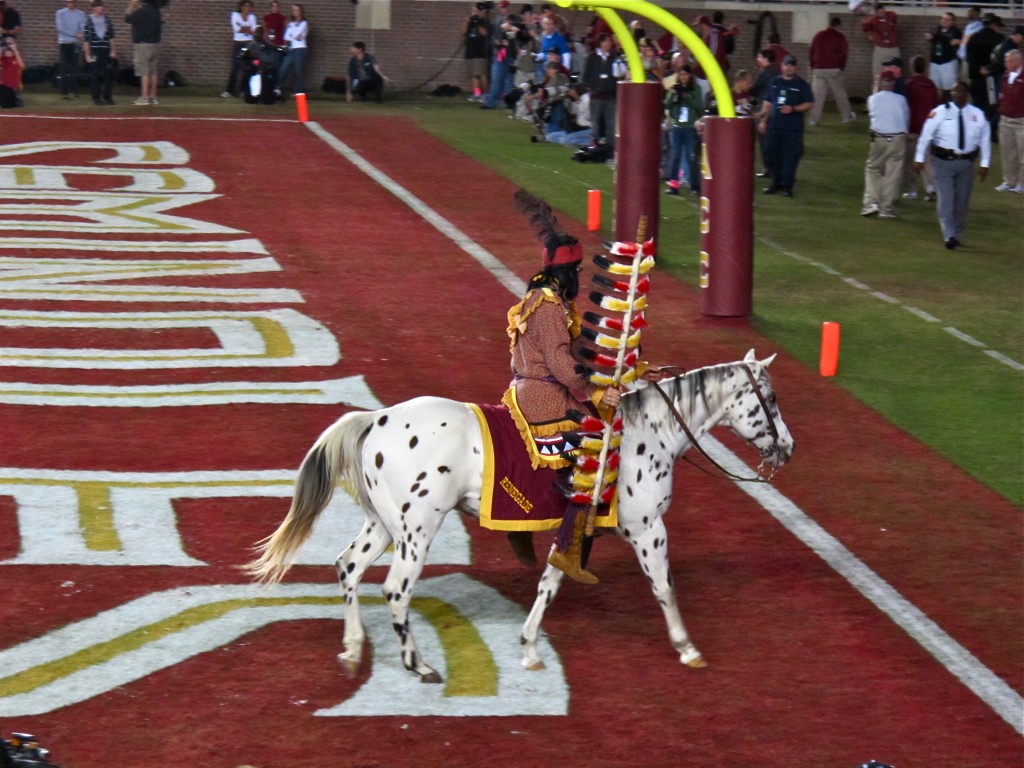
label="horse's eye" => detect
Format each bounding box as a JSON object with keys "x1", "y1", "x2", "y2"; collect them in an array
[{"x1": 768, "y1": 392, "x2": 777, "y2": 405}]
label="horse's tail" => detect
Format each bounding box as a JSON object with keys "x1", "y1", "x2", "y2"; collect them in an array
[{"x1": 246, "y1": 410, "x2": 376, "y2": 585}]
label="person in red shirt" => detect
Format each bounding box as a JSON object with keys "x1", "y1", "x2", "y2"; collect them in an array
[
  {"x1": 0, "y1": 36, "x2": 23, "y2": 106},
  {"x1": 768, "y1": 33, "x2": 789, "y2": 73},
  {"x1": 861, "y1": 2, "x2": 900, "y2": 86},
  {"x1": 995, "y1": 47, "x2": 1024, "y2": 192},
  {"x1": 809, "y1": 16, "x2": 854, "y2": 125},
  {"x1": 903, "y1": 55, "x2": 940, "y2": 200},
  {"x1": 691, "y1": 14, "x2": 728, "y2": 100},
  {"x1": 262, "y1": 0, "x2": 285, "y2": 47}
]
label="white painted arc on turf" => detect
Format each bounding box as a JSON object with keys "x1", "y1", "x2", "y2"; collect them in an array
[
  {"x1": 305, "y1": 120, "x2": 1024, "y2": 733},
  {"x1": 303, "y1": 121, "x2": 527, "y2": 297},
  {"x1": 758, "y1": 235, "x2": 1023, "y2": 371}
]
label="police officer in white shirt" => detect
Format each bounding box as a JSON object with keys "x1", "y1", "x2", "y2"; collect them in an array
[
  {"x1": 914, "y1": 81, "x2": 991, "y2": 249},
  {"x1": 862, "y1": 71, "x2": 910, "y2": 218}
]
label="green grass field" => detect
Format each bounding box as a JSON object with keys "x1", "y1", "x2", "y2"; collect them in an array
[{"x1": 19, "y1": 85, "x2": 1024, "y2": 505}]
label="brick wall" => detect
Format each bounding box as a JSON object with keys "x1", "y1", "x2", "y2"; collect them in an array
[{"x1": 12, "y1": 1, "x2": 1022, "y2": 99}]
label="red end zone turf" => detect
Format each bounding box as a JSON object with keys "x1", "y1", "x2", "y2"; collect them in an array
[{"x1": 0, "y1": 114, "x2": 1019, "y2": 768}]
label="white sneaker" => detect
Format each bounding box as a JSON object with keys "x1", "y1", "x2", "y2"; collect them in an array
[
  {"x1": 809, "y1": 120, "x2": 817, "y2": 127},
  {"x1": 860, "y1": 204, "x2": 879, "y2": 217},
  {"x1": 879, "y1": 211, "x2": 897, "y2": 219},
  {"x1": 994, "y1": 182, "x2": 1013, "y2": 191},
  {"x1": 220, "y1": 91, "x2": 231, "y2": 98},
  {"x1": 132, "y1": 97, "x2": 148, "y2": 105},
  {"x1": 149, "y1": 97, "x2": 159, "y2": 105},
  {"x1": 902, "y1": 191, "x2": 918, "y2": 200},
  {"x1": 1014, "y1": 185, "x2": 1024, "y2": 193},
  {"x1": 843, "y1": 112, "x2": 857, "y2": 123}
]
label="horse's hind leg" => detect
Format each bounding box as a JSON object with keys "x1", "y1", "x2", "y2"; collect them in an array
[
  {"x1": 380, "y1": 508, "x2": 446, "y2": 684},
  {"x1": 335, "y1": 516, "x2": 392, "y2": 678},
  {"x1": 623, "y1": 517, "x2": 706, "y2": 668},
  {"x1": 520, "y1": 562, "x2": 566, "y2": 671}
]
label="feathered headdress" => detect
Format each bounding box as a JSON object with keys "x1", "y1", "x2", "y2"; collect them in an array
[{"x1": 514, "y1": 188, "x2": 583, "y2": 266}]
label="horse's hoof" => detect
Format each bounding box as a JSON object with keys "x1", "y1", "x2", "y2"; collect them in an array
[
  {"x1": 419, "y1": 671, "x2": 444, "y2": 684},
  {"x1": 684, "y1": 655, "x2": 708, "y2": 669},
  {"x1": 337, "y1": 653, "x2": 361, "y2": 679},
  {"x1": 523, "y1": 659, "x2": 545, "y2": 672}
]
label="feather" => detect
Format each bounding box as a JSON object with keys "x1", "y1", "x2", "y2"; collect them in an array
[
  {"x1": 513, "y1": 188, "x2": 567, "y2": 246},
  {"x1": 589, "y1": 292, "x2": 649, "y2": 313},
  {"x1": 586, "y1": 367, "x2": 639, "y2": 386},
  {"x1": 592, "y1": 254, "x2": 656, "y2": 275},
  {"x1": 592, "y1": 274, "x2": 651, "y2": 294},
  {"x1": 580, "y1": 326, "x2": 643, "y2": 350},
  {"x1": 582, "y1": 311, "x2": 648, "y2": 331}
]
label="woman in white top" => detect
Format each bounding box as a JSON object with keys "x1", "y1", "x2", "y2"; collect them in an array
[
  {"x1": 275, "y1": 4, "x2": 308, "y2": 97},
  {"x1": 223, "y1": 0, "x2": 257, "y2": 97}
]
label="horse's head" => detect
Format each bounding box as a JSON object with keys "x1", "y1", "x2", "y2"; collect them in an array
[{"x1": 721, "y1": 350, "x2": 794, "y2": 475}]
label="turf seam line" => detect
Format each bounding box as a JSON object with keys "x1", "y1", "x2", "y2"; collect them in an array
[
  {"x1": 304, "y1": 119, "x2": 1024, "y2": 734},
  {"x1": 758, "y1": 235, "x2": 1023, "y2": 371}
]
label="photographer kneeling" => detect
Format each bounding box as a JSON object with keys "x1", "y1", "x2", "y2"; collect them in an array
[{"x1": 535, "y1": 83, "x2": 592, "y2": 146}]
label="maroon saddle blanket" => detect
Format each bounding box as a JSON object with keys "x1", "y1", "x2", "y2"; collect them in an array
[{"x1": 467, "y1": 403, "x2": 617, "y2": 532}]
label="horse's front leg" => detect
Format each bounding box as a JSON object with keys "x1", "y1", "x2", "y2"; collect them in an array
[
  {"x1": 520, "y1": 562, "x2": 566, "y2": 670},
  {"x1": 621, "y1": 517, "x2": 706, "y2": 668},
  {"x1": 334, "y1": 517, "x2": 392, "y2": 678}
]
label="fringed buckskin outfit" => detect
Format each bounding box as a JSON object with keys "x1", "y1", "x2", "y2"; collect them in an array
[{"x1": 502, "y1": 287, "x2": 603, "y2": 470}]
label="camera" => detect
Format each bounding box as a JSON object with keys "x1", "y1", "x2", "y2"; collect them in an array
[{"x1": 2, "y1": 733, "x2": 60, "y2": 767}]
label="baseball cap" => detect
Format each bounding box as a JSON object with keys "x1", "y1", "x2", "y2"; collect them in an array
[
  {"x1": 878, "y1": 71, "x2": 896, "y2": 82},
  {"x1": 882, "y1": 56, "x2": 902, "y2": 67},
  {"x1": 782, "y1": 54, "x2": 797, "y2": 65},
  {"x1": 981, "y1": 12, "x2": 1001, "y2": 25}
]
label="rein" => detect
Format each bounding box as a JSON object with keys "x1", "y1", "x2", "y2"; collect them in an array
[{"x1": 647, "y1": 364, "x2": 779, "y2": 483}]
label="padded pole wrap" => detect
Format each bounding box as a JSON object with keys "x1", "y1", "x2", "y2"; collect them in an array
[
  {"x1": 614, "y1": 81, "x2": 663, "y2": 245},
  {"x1": 699, "y1": 116, "x2": 756, "y2": 317}
]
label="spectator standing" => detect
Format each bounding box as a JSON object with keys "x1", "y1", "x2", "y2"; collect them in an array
[
  {"x1": 56, "y1": 0, "x2": 86, "y2": 99},
  {"x1": 965, "y1": 13, "x2": 1005, "y2": 120},
  {"x1": 957, "y1": 6, "x2": 983, "y2": 75},
  {"x1": 82, "y1": 0, "x2": 115, "y2": 105},
  {"x1": 538, "y1": 12, "x2": 571, "y2": 72},
  {"x1": 808, "y1": 16, "x2": 854, "y2": 126},
  {"x1": 2, "y1": 0, "x2": 21, "y2": 38},
  {"x1": 346, "y1": 40, "x2": 387, "y2": 102},
  {"x1": 757, "y1": 54, "x2": 813, "y2": 197},
  {"x1": 222, "y1": 1, "x2": 256, "y2": 98},
  {"x1": 767, "y1": 33, "x2": 789, "y2": 73},
  {"x1": 275, "y1": 4, "x2": 307, "y2": 97},
  {"x1": 262, "y1": 0, "x2": 285, "y2": 48},
  {"x1": 463, "y1": 2, "x2": 491, "y2": 101},
  {"x1": 904, "y1": 55, "x2": 940, "y2": 200},
  {"x1": 124, "y1": 0, "x2": 162, "y2": 105},
  {"x1": 861, "y1": 3, "x2": 900, "y2": 86},
  {"x1": 751, "y1": 48, "x2": 777, "y2": 177},
  {"x1": 995, "y1": 49, "x2": 1024, "y2": 192},
  {"x1": 877, "y1": 56, "x2": 906, "y2": 97},
  {"x1": 0, "y1": 36, "x2": 23, "y2": 106},
  {"x1": 861, "y1": 72, "x2": 909, "y2": 218},
  {"x1": 691, "y1": 15, "x2": 728, "y2": 100},
  {"x1": 925, "y1": 12, "x2": 961, "y2": 99},
  {"x1": 582, "y1": 33, "x2": 622, "y2": 152},
  {"x1": 664, "y1": 64, "x2": 703, "y2": 196},
  {"x1": 914, "y1": 82, "x2": 991, "y2": 250},
  {"x1": 482, "y1": 8, "x2": 525, "y2": 109}
]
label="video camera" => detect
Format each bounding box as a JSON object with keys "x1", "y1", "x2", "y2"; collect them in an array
[{"x1": 1, "y1": 733, "x2": 60, "y2": 768}]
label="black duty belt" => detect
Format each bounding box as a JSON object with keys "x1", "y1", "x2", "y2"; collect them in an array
[
  {"x1": 931, "y1": 146, "x2": 979, "y2": 161},
  {"x1": 870, "y1": 131, "x2": 905, "y2": 141}
]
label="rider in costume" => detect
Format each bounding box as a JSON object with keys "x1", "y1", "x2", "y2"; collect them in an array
[{"x1": 502, "y1": 190, "x2": 622, "y2": 584}]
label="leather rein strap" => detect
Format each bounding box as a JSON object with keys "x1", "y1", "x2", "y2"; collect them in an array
[{"x1": 648, "y1": 364, "x2": 779, "y2": 484}]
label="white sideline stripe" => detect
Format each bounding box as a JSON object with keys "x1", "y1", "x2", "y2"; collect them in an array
[
  {"x1": 307, "y1": 121, "x2": 1024, "y2": 734},
  {"x1": 303, "y1": 121, "x2": 526, "y2": 298},
  {"x1": 703, "y1": 438, "x2": 1024, "y2": 734},
  {"x1": 758, "y1": 236, "x2": 1022, "y2": 371}
]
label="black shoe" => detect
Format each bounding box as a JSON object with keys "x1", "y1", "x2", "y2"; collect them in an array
[
  {"x1": 762, "y1": 185, "x2": 779, "y2": 195},
  {"x1": 104, "y1": 97, "x2": 115, "y2": 105},
  {"x1": 780, "y1": 189, "x2": 794, "y2": 197},
  {"x1": 945, "y1": 237, "x2": 959, "y2": 250},
  {"x1": 93, "y1": 98, "x2": 102, "y2": 106},
  {"x1": 479, "y1": 104, "x2": 494, "y2": 109}
]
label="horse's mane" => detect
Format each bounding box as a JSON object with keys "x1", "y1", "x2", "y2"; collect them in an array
[{"x1": 620, "y1": 366, "x2": 712, "y2": 424}]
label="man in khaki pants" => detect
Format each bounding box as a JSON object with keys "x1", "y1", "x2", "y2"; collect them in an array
[
  {"x1": 809, "y1": 16, "x2": 854, "y2": 126},
  {"x1": 862, "y1": 72, "x2": 909, "y2": 218}
]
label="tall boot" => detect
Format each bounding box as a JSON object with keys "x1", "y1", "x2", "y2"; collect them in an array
[{"x1": 547, "y1": 510, "x2": 598, "y2": 584}]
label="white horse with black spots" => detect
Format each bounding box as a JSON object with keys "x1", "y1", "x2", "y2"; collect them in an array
[{"x1": 248, "y1": 349, "x2": 794, "y2": 682}]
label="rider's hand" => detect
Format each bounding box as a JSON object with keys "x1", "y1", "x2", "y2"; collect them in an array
[{"x1": 599, "y1": 387, "x2": 622, "y2": 409}]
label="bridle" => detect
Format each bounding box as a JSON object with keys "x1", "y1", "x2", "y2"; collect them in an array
[{"x1": 645, "y1": 364, "x2": 781, "y2": 483}]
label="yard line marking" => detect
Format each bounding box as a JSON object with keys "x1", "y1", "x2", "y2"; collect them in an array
[
  {"x1": 758, "y1": 236, "x2": 1022, "y2": 371},
  {"x1": 307, "y1": 121, "x2": 1024, "y2": 733}
]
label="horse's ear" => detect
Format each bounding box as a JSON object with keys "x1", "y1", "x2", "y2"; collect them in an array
[
  {"x1": 743, "y1": 348, "x2": 756, "y2": 364},
  {"x1": 761, "y1": 352, "x2": 777, "y2": 367}
]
